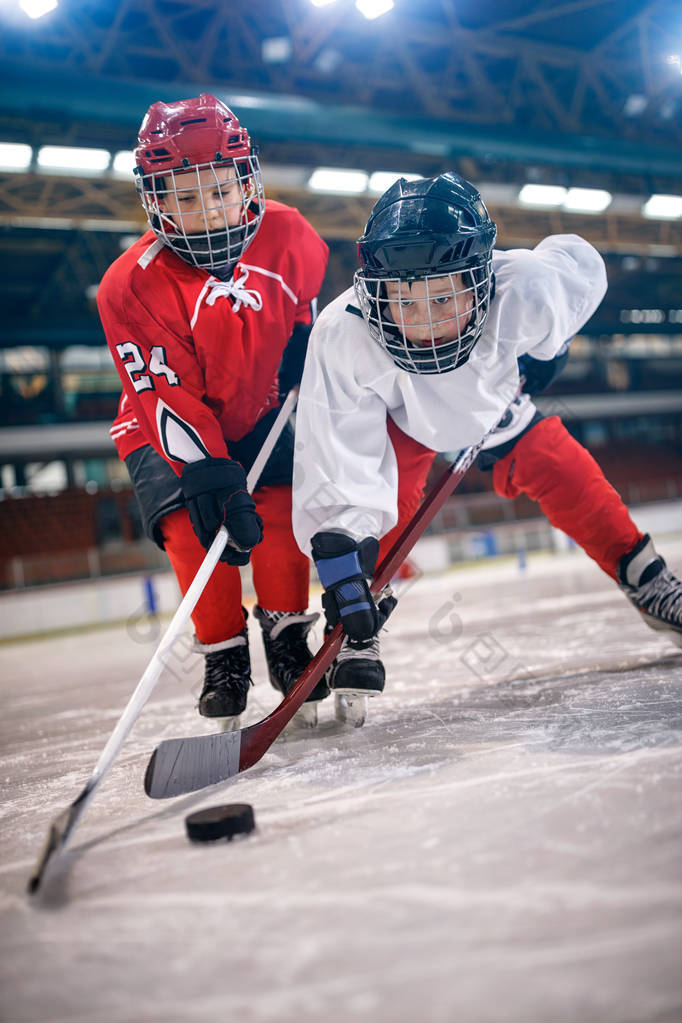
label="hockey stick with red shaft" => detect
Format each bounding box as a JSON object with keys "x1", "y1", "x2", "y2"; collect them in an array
[
  {"x1": 27, "y1": 388, "x2": 300, "y2": 895},
  {"x1": 143, "y1": 383, "x2": 523, "y2": 799}
]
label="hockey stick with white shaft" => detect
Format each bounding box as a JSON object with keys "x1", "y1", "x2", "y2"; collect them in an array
[
  {"x1": 27, "y1": 387, "x2": 299, "y2": 894},
  {"x1": 143, "y1": 381, "x2": 524, "y2": 800}
]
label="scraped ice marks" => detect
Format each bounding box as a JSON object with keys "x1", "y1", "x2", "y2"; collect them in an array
[{"x1": 537, "y1": 665, "x2": 682, "y2": 756}]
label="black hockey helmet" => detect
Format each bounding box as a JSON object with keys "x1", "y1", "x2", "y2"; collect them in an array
[{"x1": 354, "y1": 173, "x2": 497, "y2": 374}]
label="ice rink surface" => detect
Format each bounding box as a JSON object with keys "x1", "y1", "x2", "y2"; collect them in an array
[{"x1": 1, "y1": 542, "x2": 681, "y2": 1023}]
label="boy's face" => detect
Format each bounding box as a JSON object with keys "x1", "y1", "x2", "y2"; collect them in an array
[
  {"x1": 157, "y1": 164, "x2": 247, "y2": 235},
  {"x1": 385, "y1": 273, "x2": 474, "y2": 346}
]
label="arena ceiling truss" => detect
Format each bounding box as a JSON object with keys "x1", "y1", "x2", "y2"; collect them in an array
[{"x1": 0, "y1": 0, "x2": 680, "y2": 342}]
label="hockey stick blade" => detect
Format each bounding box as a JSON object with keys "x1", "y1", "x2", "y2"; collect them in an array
[
  {"x1": 27, "y1": 784, "x2": 91, "y2": 894},
  {"x1": 144, "y1": 729, "x2": 241, "y2": 799},
  {"x1": 145, "y1": 624, "x2": 345, "y2": 797}
]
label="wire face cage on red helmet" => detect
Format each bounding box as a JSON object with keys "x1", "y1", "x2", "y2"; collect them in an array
[
  {"x1": 134, "y1": 93, "x2": 265, "y2": 274},
  {"x1": 354, "y1": 173, "x2": 497, "y2": 375}
]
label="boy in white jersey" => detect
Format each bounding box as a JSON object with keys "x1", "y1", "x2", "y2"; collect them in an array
[{"x1": 292, "y1": 173, "x2": 682, "y2": 704}]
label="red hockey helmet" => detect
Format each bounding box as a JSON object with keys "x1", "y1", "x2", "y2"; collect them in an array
[
  {"x1": 135, "y1": 94, "x2": 252, "y2": 176},
  {"x1": 134, "y1": 94, "x2": 264, "y2": 273}
]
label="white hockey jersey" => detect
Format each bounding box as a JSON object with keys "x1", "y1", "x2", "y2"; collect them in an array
[{"x1": 292, "y1": 234, "x2": 607, "y2": 554}]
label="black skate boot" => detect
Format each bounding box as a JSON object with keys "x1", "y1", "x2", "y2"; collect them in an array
[
  {"x1": 328, "y1": 635, "x2": 385, "y2": 728},
  {"x1": 617, "y1": 534, "x2": 682, "y2": 648},
  {"x1": 196, "y1": 623, "x2": 252, "y2": 731},
  {"x1": 254, "y1": 606, "x2": 328, "y2": 727}
]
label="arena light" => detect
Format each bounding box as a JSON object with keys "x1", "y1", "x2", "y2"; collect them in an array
[
  {"x1": 37, "y1": 145, "x2": 110, "y2": 172},
  {"x1": 308, "y1": 167, "x2": 369, "y2": 193},
  {"x1": 623, "y1": 94, "x2": 647, "y2": 116},
  {"x1": 309, "y1": 0, "x2": 337, "y2": 6},
  {"x1": 642, "y1": 194, "x2": 682, "y2": 219},
  {"x1": 5, "y1": 216, "x2": 142, "y2": 232},
  {"x1": 518, "y1": 184, "x2": 567, "y2": 207},
  {"x1": 368, "y1": 171, "x2": 421, "y2": 195},
  {"x1": 261, "y1": 37, "x2": 292, "y2": 63},
  {"x1": 0, "y1": 143, "x2": 32, "y2": 170},
  {"x1": 19, "y1": 0, "x2": 58, "y2": 18},
  {"x1": 562, "y1": 188, "x2": 612, "y2": 213},
  {"x1": 112, "y1": 151, "x2": 136, "y2": 177},
  {"x1": 119, "y1": 235, "x2": 142, "y2": 251},
  {"x1": 355, "y1": 0, "x2": 394, "y2": 17}
]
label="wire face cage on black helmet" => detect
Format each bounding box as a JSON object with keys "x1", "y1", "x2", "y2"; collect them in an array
[
  {"x1": 354, "y1": 173, "x2": 497, "y2": 375},
  {"x1": 354, "y1": 260, "x2": 493, "y2": 375}
]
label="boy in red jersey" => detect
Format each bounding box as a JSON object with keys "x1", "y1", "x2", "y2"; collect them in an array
[{"x1": 98, "y1": 94, "x2": 329, "y2": 727}]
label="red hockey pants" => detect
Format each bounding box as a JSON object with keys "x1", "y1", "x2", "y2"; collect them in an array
[
  {"x1": 491, "y1": 416, "x2": 641, "y2": 579},
  {"x1": 383, "y1": 415, "x2": 642, "y2": 582},
  {"x1": 377, "y1": 419, "x2": 438, "y2": 564},
  {"x1": 160, "y1": 484, "x2": 309, "y2": 645}
]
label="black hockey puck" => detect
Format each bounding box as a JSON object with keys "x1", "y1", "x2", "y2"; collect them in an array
[{"x1": 185, "y1": 803, "x2": 255, "y2": 843}]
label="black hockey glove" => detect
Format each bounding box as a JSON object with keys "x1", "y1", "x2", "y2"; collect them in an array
[
  {"x1": 311, "y1": 531, "x2": 397, "y2": 648},
  {"x1": 518, "y1": 343, "x2": 570, "y2": 396},
  {"x1": 181, "y1": 457, "x2": 263, "y2": 566}
]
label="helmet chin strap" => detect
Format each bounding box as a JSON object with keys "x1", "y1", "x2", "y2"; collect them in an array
[{"x1": 211, "y1": 260, "x2": 238, "y2": 281}]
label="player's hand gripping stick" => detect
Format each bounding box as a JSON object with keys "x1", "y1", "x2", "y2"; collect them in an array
[{"x1": 312, "y1": 532, "x2": 397, "y2": 646}]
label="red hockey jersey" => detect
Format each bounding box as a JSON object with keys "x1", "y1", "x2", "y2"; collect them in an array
[{"x1": 98, "y1": 200, "x2": 328, "y2": 467}]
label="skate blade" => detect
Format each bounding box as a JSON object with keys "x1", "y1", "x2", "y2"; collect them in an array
[
  {"x1": 334, "y1": 692, "x2": 370, "y2": 728},
  {"x1": 641, "y1": 614, "x2": 682, "y2": 649},
  {"x1": 282, "y1": 701, "x2": 319, "y2": 734},
  {"x1": 293, "y1": 701, "x2": 319, "y2": 728},
  {"x1": 217, "y1": 715, "x2": 241, "y2": 733}
]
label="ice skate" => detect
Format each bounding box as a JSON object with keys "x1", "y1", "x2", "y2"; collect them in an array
[
  {"x1": 254, "y1": 606, "x2": 328, "y2": 727},
  {"x1": 617, "y1": 534, "x2": 682, "y2": 648},
  {"x1": 196, "y1": 625, "x2": 252, "y2": 731},
  {"x1": 329, "y1": 635, "x2": 385, "y2": 728}
]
